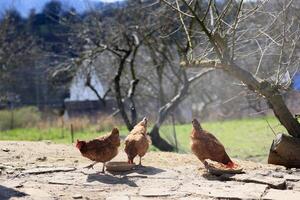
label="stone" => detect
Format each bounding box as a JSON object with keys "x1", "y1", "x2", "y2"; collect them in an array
[
  {"x1": 2, "y1": 148, "x2": 10, "y2": 152},
  {"x1": 72, "y1": 194, "x2": 83, "y2": 199},
  {"x1": 139, "y1": 179, "x2": 180, "y2": 197},
  {"x1": 43, "y1": 140, "x2": 52, "y2": 145},
  {"x1": 36, "y1": 156, "x2": 47, "y2": 161},
  {"x1": 130, "y1": 197, "x2": 157, "y2": 200},
  {"x1": 48, "y1": 179, "x2": 74, "y2": 185},
  {"x1": 221, "y1": 172, "x2": 286, "y2": 189},
  {"x1": 285, "y1": 174, "x2": 300, "y2": 181},
  {"x1": 22, "y1": 167, "x2": 76, "y2": 175},
  {"x1": 2, "y1": 180, "x2": 25, "y2": 188},
  {"x1": 180, "y1": 181, "x2": 268, "y2": 199},
  {"x1": 139, "y1": 187, "x2": 174, "y2": 197},
  {"x1": 106, "y1": 195, "x2": 129, "y2": 200},
  {"x1": 6, "y1": 170, "x2": 15, "y2": 174},
  {"x1": 288, "y1": 181, "x2": 300, "y2": 191},
  {"x1": 22, "y1": 188, "x2": 52, "y2": 200},
  {"x1": 124, "y1": 173, "x2": 148, "y2": 178},
  {"x1": 263, "y1": 189, "x2": 300, "y2": 200}
]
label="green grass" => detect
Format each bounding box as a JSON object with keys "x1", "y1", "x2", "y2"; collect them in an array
[
  {"x1": 0, "y1": 116, "x2": 287, "y2": 162},
  {"x1": 160, "y1": 116, "x2": 286, "y2": 162}
]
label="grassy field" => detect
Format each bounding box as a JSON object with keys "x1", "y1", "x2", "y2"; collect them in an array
[{"x1": 0, "y1": 116, "x2": 287, "y2": 162}]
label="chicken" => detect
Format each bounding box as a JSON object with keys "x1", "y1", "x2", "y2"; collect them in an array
[
  {"x1": 76, "y1": 127, "x2": 120, "y2": 173},
  {"x1": 125, "y1": 117, "x2": 151, "y2": 165},
  {"x1": 190, "y1": 119, "x2": 235, "y2": 168}
]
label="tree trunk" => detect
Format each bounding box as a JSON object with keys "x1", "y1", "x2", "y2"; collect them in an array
[
  {"x1": 224, "y1": 63, "x2": 300, "y2": 138},
  {"x1": 268, "y1": 133, "x2": 300, "y2": 168},
  {"x1": 183, "y1": 22, "x2": 300, "y2": 138},
  {"x1": 114, "y1": 51, "x2": 133, "y2": 131},
  {"x1": 266, "y1": 94, "x2": 300, "y2": 138},
  {"x1": 149, "y1": 125, "x2": 175, "y2": 151},
  {"x1": 149, "y1": 69, "x2": 213, "y2": 151}
]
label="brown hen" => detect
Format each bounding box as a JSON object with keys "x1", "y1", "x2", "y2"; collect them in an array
[
  {"x1": 125, "y1": 117, "x2": 151, "y2": 165},
  {"x1": 191, "y1": 119, "x2": 234, "y2": 168},
  {"x1": 76, "y1": 127, "x2": 120, "y2": 173}
]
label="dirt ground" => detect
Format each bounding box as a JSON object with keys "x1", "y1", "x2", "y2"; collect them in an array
[{"x1": 1, "y1": 141, "x2": 300, "y2": 200}]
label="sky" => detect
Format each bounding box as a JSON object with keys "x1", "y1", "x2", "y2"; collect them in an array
[
  {"x1": 293, "y1": 73, "x2": 300, "y2": 91},
  {"x1": 0, "y1": 0, "x2": 122, "y2": 17}
]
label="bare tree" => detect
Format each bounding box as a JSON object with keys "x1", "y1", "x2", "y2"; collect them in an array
[
  {"x1": 162, "y1": 0, "x2": 300, "y2": 165},
  {"x1": 0, "y1": 10, "x2": 37, "y2": 102},
  {"x1": 162, "y1": 0, "x2": 300, "y2": 135}
]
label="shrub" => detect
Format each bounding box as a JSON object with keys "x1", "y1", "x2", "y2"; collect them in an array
[
  {"x1": 0, "y1": 106, "x2": 41, "y2": 130},
  {"x1": 96, "y1": 115, "x2": 120, "y2": 132}
]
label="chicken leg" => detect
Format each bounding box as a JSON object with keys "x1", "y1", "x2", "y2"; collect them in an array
[
  {"x1": 139, "y1": 156, "x2": 142, "y2": 166},
  {"x1": 101, "y1": 162, "x2": 106, "y2": 173},
  {"x1": 84, "y1": 161, "x2": 98, "y2": 169}
]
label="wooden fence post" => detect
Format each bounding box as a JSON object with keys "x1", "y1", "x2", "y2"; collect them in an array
[
  {"x1": 171, "y1": 113, "x2": 178, "y2": 152},
  {"x1": 70, "y1": 123, "x2": 74, "y2": 143}
]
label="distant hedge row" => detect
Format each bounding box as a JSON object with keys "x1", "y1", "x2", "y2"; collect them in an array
[{"x1": 0, "y1": 106, "x2": 41, "y2": 130}]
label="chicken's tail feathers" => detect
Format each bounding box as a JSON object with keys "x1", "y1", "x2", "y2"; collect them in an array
[
  {"x1": 111, "y1": 127, "x2": 119, "y2": 135},
  {"x1": 146, "y1": 134, "x2": 152, "y2": 145},
  {"x1": 109, "y1": 127, "x2": 120, "y2": 146},
  {"x1": 75, "y1": 140, "x2": 85, "y2": 150},
  {"x1": 225, "y1": 161, "x2": 237, "y2": 169},
  {"x1": 139, "y1": 117, "x2": 147, "y2": 127},
  {"x1": 192, "y1": 119, "x2": 202, "y2": 130}
]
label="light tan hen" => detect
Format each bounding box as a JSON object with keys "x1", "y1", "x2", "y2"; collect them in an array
[
  {"x1": 124, "y1": 117, "x2": 151, "y2": 165},
  {"x1": 191, "y1": 119, "x2": 235, "y2": 168}
]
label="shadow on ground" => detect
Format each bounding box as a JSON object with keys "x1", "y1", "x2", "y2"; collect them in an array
[
  {"x1": 0, "y1": 185, "x2": 27, "y2": 200},
  {"x1": 108, "y1": 165, "x2": 166, "y2": 176},
  {"x1": 87, "y1": 173, "x2": 138, "y2": 187},
  {"x1": 134, "y1": 165, "x2": 166, "y2": 175},
  {"x1": 86, "y1": 166, "x2": 166, "y2": 187}
]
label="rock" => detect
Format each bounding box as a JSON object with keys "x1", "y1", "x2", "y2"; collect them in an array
[
  {"x1": 48, "y1": 179, "x2": 74, "y2": 185},
  {"x1": 124, "y1": 173, "x2": 148, "y2": 178},
  {"x1": 36, "y1": 156, "x2": 47, "y2": 162},
  {"x1": 2, "y1": 180, "x2": 25, "y2": 188},
  {"x1": 285, "y1": 174, "x2": 300, "y2": 181},
  {"x1": 139, "y1": 180, "x2": 179, "y2": 197},
  {"x1": 43, "y1": 140, "x2": 52, "y2": 145},
  {"x1": 263, "y1": 189, "x2": 300, "y2": 200},
  {"x1": 22, "y1": 188, "x2": 52, "y2": 200},
  {"x1": 272, "y1": 173, "x2": 284, "y2": 178},
  {"x1": 139, "y1": 187, "x2": 174, "y2": 197},
  {"x1": 22, "y1": 167, "x2": 76, "y2": 175},
  {"x1": 6, "y1": 170, "x2": 15, "y2": 174},
  {"x1": 106, "y1": 195, "x2": 129, "y2": 200},
  {"x1": 2, "y1": 148, "x2": 10, "y2": 152},
  {"x1": 180, "y1": 181, "x2": 268, "y2": 199},
  {"x1": 72, "y1": 194, "x2": 83, "y2": 199},
  {"x1": 221, "y1": 171, "x2": 286, "y2": 189},
  {"x1": 14, "y1": 167, "x2": 26, "y2": 171},
  {"x1": 130, "y1": 197, "x2": 156, "y2": 200},
  {"x1": 289, "y1": 181, "x2": 300, "y2": 191}
]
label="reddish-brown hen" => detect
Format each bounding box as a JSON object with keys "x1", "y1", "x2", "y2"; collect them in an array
[
  {"x1": 125, "y1": 117, "x2": 151, "y2": 165},
  {"x1": 191, "y1": 119, "x2": 235, "y2": 168},
  {"x1": 76, "y1": 128, "x2": 120, "y2": 173}
]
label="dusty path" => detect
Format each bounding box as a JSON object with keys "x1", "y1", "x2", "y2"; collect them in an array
[{"x1": 1, "y1": 141, "x2": 300, "y2": 200}]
